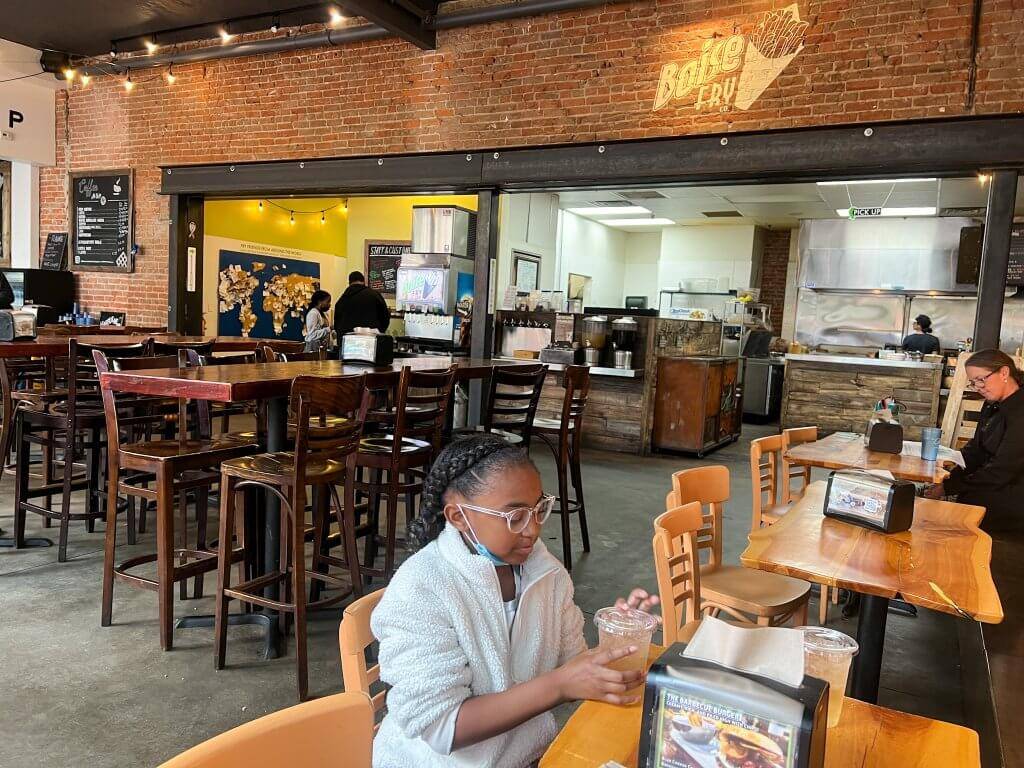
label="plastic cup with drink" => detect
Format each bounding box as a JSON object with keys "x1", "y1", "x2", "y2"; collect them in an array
[
  {"x1": 796, "y1": 626, "x2": 859, "y2": 727},
  {"x1": 594, "y1": 607, "x2": 659, "y2": 698}
]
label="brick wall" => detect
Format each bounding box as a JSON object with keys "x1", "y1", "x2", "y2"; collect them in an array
[
  {"x1": 759, "y1": 228, "x2": 792, "y2": 333},
  {"x1": 38, "y1": 0, "x2": 1024, "y2": 325}
]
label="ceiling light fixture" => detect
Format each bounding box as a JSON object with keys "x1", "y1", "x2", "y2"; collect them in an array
[
  {"x1": 566, "y1": 205, "x2": 652, "y2": 216},
  {"x1": 977, "y1": 173, "x2": 990, "y2": 184},
  {"x1": 835, "y1": 207, "x2": 937, "y2": 217},
  {"x1": 817, "y1": 178, "x2": 937, "y2": 186},
  {"x1": 270, "y1": 14, "x2": 280, "y2": 33},
  {"x1": 329, "y1": 7, "x2": 344, "y2": 25},
  {"x1": 220, "y1": 25, "x2": 234, "y2": 43},
  {"x1": 110, "y1": 43, "x2": 118, "y2": 60},
  {"x1": 601, "y1": 218, "x2": 676, "y2": 227}
]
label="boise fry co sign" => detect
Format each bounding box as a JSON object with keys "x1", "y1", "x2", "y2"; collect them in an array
[{"x1": 653, "y1": 4, "x2": 808, "y2": 113}]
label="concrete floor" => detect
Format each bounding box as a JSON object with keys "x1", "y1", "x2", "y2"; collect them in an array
[{"x1": 0, "y1": 424, "x2": 966, "y2": 767}]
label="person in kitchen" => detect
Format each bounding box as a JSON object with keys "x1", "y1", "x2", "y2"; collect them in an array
[
  {"x1": 333, "y1": 270, "x2": 391, "y2": 338},
  {"x1": 923, "y1": 349, "x2": 1024, "y2": 536},
  {"x1": 902, "y1": 314, "x2": 940, "y2": 355},
  {"x1": 0, "y1": 271, "x2": 14, "y2": 310},
  {"x1": 303, "y1": 289, "x2": 332, "y2": 352}
]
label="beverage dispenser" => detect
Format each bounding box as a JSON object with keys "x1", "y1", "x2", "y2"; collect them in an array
[{"x1": 396, "y1": 206, "x2": 477, "y2": 349}]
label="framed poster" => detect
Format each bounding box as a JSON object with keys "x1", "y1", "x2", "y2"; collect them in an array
[
  {"x1": 364, "y1": 240, "x2": 410, "y2": 299},
  {"x1": 513, "y1": 250, "x2": 541, "y2": 291},
  {"x1": 70, "y1": 169, "x2": 133, "y2": 272},
  {"x1": 217, "y1": 250, "x2": 320, "y2": 339}
]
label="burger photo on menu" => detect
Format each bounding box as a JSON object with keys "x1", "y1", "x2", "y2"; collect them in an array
[{"x1": 650, "y1": 691, "x2": 795, "y2": 768}]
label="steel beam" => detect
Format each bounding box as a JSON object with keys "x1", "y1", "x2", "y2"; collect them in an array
[
  {"x1": 469, "y1": 189, "x2": 499, "y2": 424},
  {"x1": 339, "y1": 0, "x2": 435, "y2": 50},
  {"x1": 974, "y1": 169, "x2": 1019, "y2": 350}
]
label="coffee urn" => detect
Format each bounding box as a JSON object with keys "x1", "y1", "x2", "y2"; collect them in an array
[
  {"x1": 581, "y1": 315, "x2": 608, "y2": 366},
  {"x1": 610, "y1": 316, "x2": 638, "y2": 368}
]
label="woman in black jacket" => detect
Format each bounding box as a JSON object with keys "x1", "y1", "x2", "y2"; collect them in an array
[{"x1": 925, "y1": 349, "x2": 1024, "y2": 535}]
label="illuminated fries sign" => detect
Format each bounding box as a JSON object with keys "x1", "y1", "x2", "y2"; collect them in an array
[{"x1": 653, "y1": 4, "x2": 808, "y2": 113}]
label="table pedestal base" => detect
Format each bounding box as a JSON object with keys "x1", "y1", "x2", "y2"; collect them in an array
[
  {"x1": 850, "y1": 594, "x2": 889, "y2": 703},
  {"x1": 175, "y1": 613, "x2": 281, "y2": 660},
  {"x1": 0, "y1": 535, "x2": 54, "y2": 548}
]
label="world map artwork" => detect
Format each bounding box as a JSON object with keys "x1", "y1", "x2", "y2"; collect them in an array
[{"x1": 217, "y1": 250, "x2": 320, "y2": 340}]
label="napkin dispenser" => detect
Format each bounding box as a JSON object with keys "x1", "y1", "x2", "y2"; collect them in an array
[
  {"x1": 340, "y1": 332, "x2": 394, "y2": 366},
  {"x1": 0, "y1": 309, "x2": 37, "y2": 341},
  {"x1": 823, "y1": 470, "x2": 915, "y2": 533},
  {"x1": 864, "y1": 418, "x2": 903, "y2": 453},
  {"x1": 639, "y1": 646, "x2": 827, "y2": 768}
]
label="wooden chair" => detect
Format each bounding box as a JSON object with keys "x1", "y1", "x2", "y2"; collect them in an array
[
  {"x1": 184, "y1": 350, "x2": 260, "y2": 435},
  {"x1": 256, "y1": 340, "x2": 305, "y2": 361},
  {"x1": 157, "y1": 691, "x2": 373, "y2": 768},
  {"x1": 0, "y1": 356, "x2": 48, "y2": 477},
  {"x1": 97, "y1": 350, "x2": 259, "y2": 650},
  {"x1": 952, "y1": 398, "x2": 984, "y2": 449},
  {"x1": 357, "y1": 366, "x2": 456, "y2": 581},
  {"x1": 215, "y1": 374, "x2": 367, "y2": 701},
  {"x1": 653, "y1": 502, "x2": 707, "y2": 645},
  {"x1": 669, "y1": 465, "x2": 810, "y2": 627},
  {"x1": 749, "y1": 434, "x2": 791, "y2": 530},
  {"x1": 339, "y1": 588, "x2": 387, "y2": 733},
  {"x1": 262, "y1": 348, "x2": 326, "y2": 363},
  {"x1": 781, "y1": 426, "x2": 817, "y2": 502},
  {"x1": 153, "y1": 339, "x2": 215, "y2": 365},
  {"x1": 533, "y1": 365, "x2": 591, "y2": 571},
  {"x1": 454, "y1": 364, "x2": 548, "y2": 448}
]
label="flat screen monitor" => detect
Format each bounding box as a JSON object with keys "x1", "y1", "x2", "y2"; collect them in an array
[{"x1": 625, "y1": 295, "x2": 648, "y2": 310}]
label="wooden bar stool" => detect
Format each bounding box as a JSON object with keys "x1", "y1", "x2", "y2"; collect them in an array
[
  {"x1": 97, "y1": 350, "x2": 260, "y2": 650},
  {"x1": 749, "y1": 434, "x2": 792, "y2": 530},
  {"x1": 13, "y1": 340, "x2": 149, "y2": 560},
  {"x1": 357, "y1": 366, "x2": 456, "y2": 582},
  {"x1": 453, "y1": 364, "x2": 547, "y2": 448},
  {"x1": 781, "y1": 426, "x2": 817, "y2": 502},
  {"x1": 339, "y1": 588, "x2": 387, "y2": 732},
  {"x1": 532, "y1": 365, "x2": 591, "y2": 571},
  {"x1": 669, "y1": 465, "x2": 811, "y2": 627},
  {"x1": 215, "y1": 374, "x2": 367, "y2": 701}
]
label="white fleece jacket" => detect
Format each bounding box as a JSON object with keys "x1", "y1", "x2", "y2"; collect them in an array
[{"x1": 370, "y1": 524, "x2": 587, "y2": 768}]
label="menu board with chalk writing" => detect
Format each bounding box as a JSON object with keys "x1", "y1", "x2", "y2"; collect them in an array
[
  {"x1": 364, "y1": 240, "x2": 410, "y2": 298},
  {"x1": 71, "y1": 170, "x2": 133, "y2": 272}
]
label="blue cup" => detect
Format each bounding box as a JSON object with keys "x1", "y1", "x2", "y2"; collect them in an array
[{"x1": 921, "y1": 427, "x2": 941, "y2": 461}]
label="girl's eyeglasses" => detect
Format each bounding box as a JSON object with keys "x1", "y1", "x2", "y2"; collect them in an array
[
  {"x1": 458, "y1": 495, "x2": 556, "y2": 533},
  {"x1": 968, "y1": 370, "x2": 997, "y2": 389}
]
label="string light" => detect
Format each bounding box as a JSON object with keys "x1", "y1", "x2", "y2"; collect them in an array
[
  {"x1": 256, "y1": 198, "x2": 345, "y2": 223},
  {"x1": 978, "y1": 173, "x2": 990, "y2": 184},
  {"x1": 258, "y1": 200, "x2": 264, "y2": 211},
  {"x1": 62, "y1": 67, "x2": 76, "y2": 81},
  {"x1": 110, "y1": 43, "x2": 118, "y2": 60},
  {"x1": 165, "y1": 65, "x2": 176, "y2": 84},
  {"x1": 329, "y1": 7, "x2": 344, "y2": 25},
  {"x1": 144, "y1": 40, "x2": 158, "y2": 54},
  {"x1": 270, "y1": 14, "x2": 280, "y2": 33},
  {"x1": 290, "y1": 212, "x2": 295, "y2": 225},
  {"x1": 321, "y1": 211, "x2": 326, "y2": 224},
  {"x1": 124, "y1": 73, "x2": 134, "y2": 91},
  {"x1": 80, "y1": 73, "x2": 91, "y2": 86},
  {"x1": 220, "y1": 25, "x2": 234, "y2": 43}
]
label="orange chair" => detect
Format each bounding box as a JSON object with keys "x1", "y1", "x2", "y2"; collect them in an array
[
  {"x1": 339, "y1": 588, "x2": 387, "y2": 733},
  {"x1": 669, "y1": 466, "x2": 810, "y2": 627},
  {"x1": 157, "y1": 692, "x2": 373, "y2": 768},
  {"x1": 749, "y1": 434, "x2": 791, "y2": 530},
  {"x1": 781, "y1": 426, "x2": 817, "y2": 502},
  {"x1": 653, "y1": 502, "x2": 707, "y2": 645}
]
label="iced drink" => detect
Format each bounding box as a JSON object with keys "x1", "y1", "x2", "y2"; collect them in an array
[
  {"x1": 594, "y1": 607, "x2": 659, "y2": 697},
  {"x1": 797, "y1": 626, "x2": 859, "y2": 727}
]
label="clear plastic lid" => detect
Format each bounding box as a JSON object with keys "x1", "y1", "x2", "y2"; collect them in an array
[
  {"x1": 795, "y1": 626, "x2": 859, "y2": 656},
  {"x1": 594, "y1": 607, "x2": 659, "y2": 636}
]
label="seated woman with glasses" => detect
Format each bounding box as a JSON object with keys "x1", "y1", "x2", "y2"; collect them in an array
[
  {"x1": 370, "y1": 434, "x2": 659, "y2": 768},
  {"x1": 924, "y1": 348, "x2": 1024, "y2": 535}
]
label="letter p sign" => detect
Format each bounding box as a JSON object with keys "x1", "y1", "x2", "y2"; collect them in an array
[{"x1": 8, "y1": 110, "x2": 24, "y2": 129}]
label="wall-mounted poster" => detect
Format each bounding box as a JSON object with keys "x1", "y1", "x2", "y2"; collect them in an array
[
  {"x1": 513, "y1": 251, "x2": 541, "y2": 291},
  {"x1": 217, "y1": 250, "x2": 320, "y2": 339},
  {"x1": 70, "y1": 169, "x2": 133, "y2": 272}
]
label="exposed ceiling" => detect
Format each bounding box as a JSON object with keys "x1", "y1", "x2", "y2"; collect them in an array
[
  {"x1": 1, "y1": 0, "x2": 443, "y2": 58},
  {"x1": 556, "y1": 177, "x2": 1024, "y2": 232}
]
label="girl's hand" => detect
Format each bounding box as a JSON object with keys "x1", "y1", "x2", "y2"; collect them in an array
[
  {"x1": 552, "y1": 646, "x2": 645, "y2": 705},
  {"x1": 615, "y1": 588, "x2": 662, "y2": 624}
]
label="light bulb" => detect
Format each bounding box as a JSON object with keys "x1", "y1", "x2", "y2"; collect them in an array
[
  {"x1": 290, "y1": 212, "x2": 295, "y2": 225},
  {"x1": 110, "y1": 45, "x2": 118, "y2": 60},
  {"x1": 124, "y1": 75, "x2": 134, "y2": 92},
  {"x1": 978, "y1": 173, "x2": 990, "y2": 184},
  {"x1": 321, "y1": 212, "x2": 326, "y2": 224},
  {"x1": 62, "y1": 67, "x2": 76, "y2": 81},
  {"x1": 165, "y1": 68, "x2": 176, "y2": 84},
  {"x1": 80, "y1": 74, "x2": 91, "y2": 86},
  {"x1": 145, "y1": 40, "x2": 158, "y2": 53},
  {"x1": 329, "y1": 8, "x2": 344, "y2": 25},
  {"x1": 220, "y1": 27, "x2": 234, "y2": 43},
  {"x1": 258, "y1": 200, "x2": 264, "y2": 211}
]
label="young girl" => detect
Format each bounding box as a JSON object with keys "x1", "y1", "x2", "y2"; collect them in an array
[
  {"x1": 303, "y1": 289, "x2": 332, "y2": 352},
  {"x1": 371, "y1": 434, "x2": 659, "y2": 768}
]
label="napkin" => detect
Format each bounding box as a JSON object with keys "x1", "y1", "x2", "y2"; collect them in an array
[{"x1": 682, "y1": 616, "x2": 805, "y2": 687}]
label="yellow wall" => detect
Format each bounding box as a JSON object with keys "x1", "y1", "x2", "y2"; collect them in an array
[{"x1": 202, "y1": 194, "x2": 478, "y2": 334}]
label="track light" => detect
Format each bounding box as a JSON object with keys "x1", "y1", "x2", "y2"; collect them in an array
[
  {"x1": 978, "y1": 173, "x2": 991, "y2": 184},
  {"x1": 62, "y1": 67, "x2": 76, "y2": 81},
  {"x1": 329, "y1": 7, "x2": 344, "y2": 25},
  {"x1": 144, "y1": 40, "x2": 158, "y2": 54},
  {"x1": 80, "y1": 73, "x2": 91, "y2": 86},
  {"x1": 110, "y1": 43, "x2": 118, "y2": 60},
  {"x1": 220, "y1": 25, "x2": 234, "y2": 43},
  {"x1": 270, "y1": 14, "x2": 280, "y2": 33}
]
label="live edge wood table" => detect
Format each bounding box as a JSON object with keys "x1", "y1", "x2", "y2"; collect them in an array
[
  {"x1": 741, "y1": 482, "x2": 1002, "y2": 703},
  {"x1": 783, "y1": 432, "x2": 946, "y2": 483},
  {"x1": 540, "y1": 646, "x2": 981, "y2": 768},
  {"x1": 99, "y1": 357, "x2": 524, "y2": 656}
]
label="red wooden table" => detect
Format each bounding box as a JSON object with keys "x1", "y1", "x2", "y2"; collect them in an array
[{"x1": 99, "y1": 356, "x2": 528, "y2": 655}]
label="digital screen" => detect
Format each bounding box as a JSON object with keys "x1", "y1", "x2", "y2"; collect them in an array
[
  {"x1": 650, "y1": 689, "x2": 797, "y2": 768},
  {"x1": 5, "y1": 271, "x2": 25, "y2": 307}
]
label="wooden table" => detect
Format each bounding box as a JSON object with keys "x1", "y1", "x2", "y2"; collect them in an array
[
  {"x1": 741, "y1": 482, "x2": 1002, "y2": 702},
  {"x1": 99, "y1": 356, "x2": 526, "y2": 655},
  {"x1": 541, "y1": 646, "x2": 981, "y2": 768},
  {"x1": 784, "y1": 432, "x2": 945, "y2": 483}
]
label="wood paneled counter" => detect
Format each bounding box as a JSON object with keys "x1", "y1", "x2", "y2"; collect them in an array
[{"x1": 781, "y1": 354, "x2": 942, "y2": 440}]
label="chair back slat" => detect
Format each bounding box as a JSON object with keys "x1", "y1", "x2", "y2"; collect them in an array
[
  {"x1": 781, "y1": 426, "x2": 817, "y2": 503},
  {"x1": 291, "y1": 375, "x2": 366, "y2": 486},
  {"x1": 670, "y1": 465, "x2": 729, "y2": 571},
  {"x1": 749, "y1": 434, "x2": 785, "y2": 531},
  {"x1": 653, "y1": 502, "x2": 705, "y2": 645},
  {"x1": 482, "y1": 365, "x2": 547, "y2": 446},
  {"x1": 277, "y1": 350, "x2": 327, "y2": 363},
  {"x1": 393, "y1": 366, "x2": 456, "y2": 453},
  {"x1": 561, "y1": 365, "x2": 591, "y2": 425}
]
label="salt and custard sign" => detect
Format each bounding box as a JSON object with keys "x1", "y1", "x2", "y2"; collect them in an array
[{"x1": 653, "y1": 4, "x2": 808, "y2": 113}]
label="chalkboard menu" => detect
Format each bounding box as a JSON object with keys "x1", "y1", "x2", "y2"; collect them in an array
[
  {"x1": 71, "y1": 170, "x2": 133, "y2": 272},
  {"x1": 41, "y1": 232, "x2": 68, "y2": 270},
  {"x1": 1008, "y1": 225, "x2": 1024, "y2": 287},
  {"x1": 364, "y1": 239, "x2": 410, "y2": 297}
]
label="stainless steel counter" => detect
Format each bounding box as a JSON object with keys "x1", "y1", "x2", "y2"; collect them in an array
[{"x1": 784, "y1": 353, "x2": 943, "y2": 370}]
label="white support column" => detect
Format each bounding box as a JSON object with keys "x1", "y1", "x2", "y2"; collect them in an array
[{"x1": 10, "y1": 161, "x2": 39, "y2": 268}]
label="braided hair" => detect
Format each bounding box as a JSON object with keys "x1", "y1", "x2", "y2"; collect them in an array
[{"x1": 408, "y1": 434, "x2": 534, "y2": 552}]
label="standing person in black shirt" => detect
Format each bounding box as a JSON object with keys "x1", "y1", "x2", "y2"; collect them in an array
[
  {"x1": 333, "y1": 271, "x2": 391, "y2": 338},
  {"x1": 0, "y1": 271, "x2": 14, "y2": 310},
  {"x1": 902, "y1": 314, "x2": 940, "y2": 355},
  {"x1": 924, "y1": 349, "x2": 1024, "y2": 535}
]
